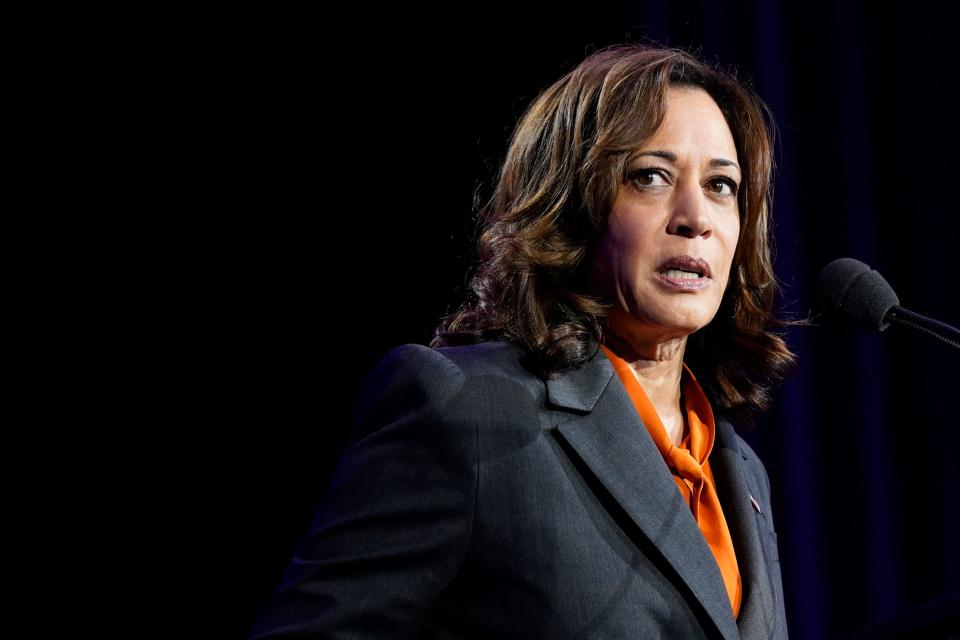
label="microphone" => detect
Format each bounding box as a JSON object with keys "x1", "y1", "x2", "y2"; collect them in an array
[{"x1": 816, "y1": 257, "x2": 959, "y2": 350}]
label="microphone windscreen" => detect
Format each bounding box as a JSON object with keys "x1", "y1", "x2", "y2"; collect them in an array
[{"x1": 816, "y1": 258, "x2": 900, "y2": 331}]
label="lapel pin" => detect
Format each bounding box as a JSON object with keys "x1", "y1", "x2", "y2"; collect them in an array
[{"x1": 749, "y1": 494, "x2": 762, "y2": 514}]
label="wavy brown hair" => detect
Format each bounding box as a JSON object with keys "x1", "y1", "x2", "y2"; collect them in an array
[{"x1": 430, "y1": 42, "x2": 797, "y2": 417}]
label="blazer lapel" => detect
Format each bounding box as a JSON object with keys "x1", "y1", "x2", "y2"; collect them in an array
[
  {"x1": 548, "y1": 338, "x2": 741, "y2": 640},
  {"x1": 711, "y1": 417, "x2": 776, "y2": 639}
]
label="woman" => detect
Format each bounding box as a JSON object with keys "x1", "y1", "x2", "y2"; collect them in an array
[{"x1": 250, "y1": 43, "x2": 796, "y2": 639}]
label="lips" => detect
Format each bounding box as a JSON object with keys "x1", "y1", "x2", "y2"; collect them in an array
[{"x1": 657, "y1": 255, "x2": 712, "y2": 278}]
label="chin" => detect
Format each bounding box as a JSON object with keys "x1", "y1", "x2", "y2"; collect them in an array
[
  {"x1": 653, "y1": 306, "x2": 718, "y2": 333},
  {"x1": 610, "y1": 301, "x2": 714, "y2": 339}
]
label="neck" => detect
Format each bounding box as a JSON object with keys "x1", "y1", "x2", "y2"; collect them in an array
[{"x1": 602, "y1": 326, "x2": 688, "y2": 446}]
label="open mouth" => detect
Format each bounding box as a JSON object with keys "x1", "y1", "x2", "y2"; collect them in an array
[
  {"x1": 656, "y1": 255, "x2": 712, "y2": 279},
  {"x1": 660, "y1": 268, "x2": 705, "y2": 280}
]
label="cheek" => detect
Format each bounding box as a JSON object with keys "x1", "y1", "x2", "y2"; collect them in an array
[
  {"x1": 616, "y1": 220, "x2": 658, "y2": 261},
  {"x1": 723, "y1": 219, "x2": 741, "y2": 267}
]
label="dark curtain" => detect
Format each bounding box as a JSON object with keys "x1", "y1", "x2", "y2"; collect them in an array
[{"x1": 198, "y1": 4, "x2": 959, "y2": 637}]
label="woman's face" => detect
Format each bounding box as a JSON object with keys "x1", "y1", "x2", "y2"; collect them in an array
[{"x1": 587, "y1": 85, "x2": 741, "y2": 353}]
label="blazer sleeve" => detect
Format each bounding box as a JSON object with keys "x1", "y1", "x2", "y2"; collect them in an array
[{"x1": 248, "y1": 344, "x2": 475, "y2": 639}]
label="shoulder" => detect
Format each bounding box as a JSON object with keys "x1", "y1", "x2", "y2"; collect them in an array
[
  {"x1": 435, "y1": 339, "x2": 546, "y2": 408},
  {"x1": 358, "y1": 339, "x2": 541, "y2": 415},
  {"x1": 371, "y1": 339, "x2": 527, "y2": 371},
  {"x1": 433, "y1": 339, "x2": 530, "y2": 376},
  {"x1": 366, "y1": 340, "x2": 533, "y2": 385},
  {"x1": 357, "y1": 340, "x2": 546, "y2": 435},
  {"x1": 348, "y1": 344, "x2": 466, "y2": 445},
  {"x1": 363, "y1": 342, "x2": 465, "y2": 391}
]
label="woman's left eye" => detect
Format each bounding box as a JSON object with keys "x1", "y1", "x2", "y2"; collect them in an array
[{"x1": 709, "y1": 177, "x2": 739, "y2": 196}]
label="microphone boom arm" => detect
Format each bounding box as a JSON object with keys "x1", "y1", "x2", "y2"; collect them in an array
[{"x1": 886, "y1": 306, "x2": 960, "y2": 350}]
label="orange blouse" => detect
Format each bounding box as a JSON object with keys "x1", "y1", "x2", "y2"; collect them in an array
[{"x1": 601, "y1": 344, "x2": 742, "y2": 619}]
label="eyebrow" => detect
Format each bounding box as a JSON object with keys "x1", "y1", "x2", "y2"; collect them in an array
[{"x1": 633, "y1": 150, "x2": 741, "y2": 174}]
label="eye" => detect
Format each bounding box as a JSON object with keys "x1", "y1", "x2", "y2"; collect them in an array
[
  {"x1": 708, "y1": 176, "x2": 739, "y2": 197},
  {"x1": 628, "y1": 167, "x2": 669, "y2": 189}
]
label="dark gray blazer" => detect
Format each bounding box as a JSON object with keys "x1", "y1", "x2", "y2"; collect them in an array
[{"x1": 249, "y1": 337, "x2": 788, "y2": 639}]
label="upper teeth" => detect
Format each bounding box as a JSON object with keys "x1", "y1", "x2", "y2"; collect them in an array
[{"x1": 665, "y1": 268, "x2": 701, "y2": 279}]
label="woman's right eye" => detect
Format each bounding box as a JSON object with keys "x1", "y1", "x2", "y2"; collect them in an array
[{"x1": 628, "y1": 167, "x2": 668, "y2": 188}]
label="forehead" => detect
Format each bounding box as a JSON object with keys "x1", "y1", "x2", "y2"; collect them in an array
[{"x1": 639, "y1": 86, "x2": 738, "y2": 159}]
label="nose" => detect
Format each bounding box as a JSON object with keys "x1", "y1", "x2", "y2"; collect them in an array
[{"x1": 666, "y1": 179, "x2": 713, "y2": 238}]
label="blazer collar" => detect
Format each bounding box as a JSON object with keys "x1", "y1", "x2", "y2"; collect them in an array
[
  {"x1": 543, "y1": 336, "x2": 612, "y2": 413},
  {"x1": 712, "y1": 415, "x2": 777, "y2": 638},
  {"x1": 547, "y1": 335, "x2": 772, "y2": 640}
]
